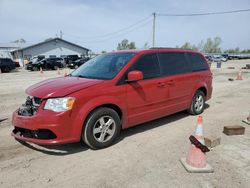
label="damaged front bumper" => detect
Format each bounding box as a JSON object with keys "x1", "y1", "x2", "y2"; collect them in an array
[{"x1": 12, "y1": 101, "x2": 80, "y2": 145}]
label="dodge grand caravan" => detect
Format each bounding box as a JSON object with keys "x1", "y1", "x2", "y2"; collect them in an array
[{"x1": 12, "y1": 48, "x2": 212, "y2": 149}]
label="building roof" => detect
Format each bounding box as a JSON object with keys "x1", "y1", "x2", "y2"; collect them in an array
[
  {"x1": 0, "y1": 50, "x2": 12, "y2": 58},
  {"x1": 0, "y1": 43, "x2": 28, "y2": 49},
  {"x1": 12, "y1": 38, "x2": 90, "y2": 52}
]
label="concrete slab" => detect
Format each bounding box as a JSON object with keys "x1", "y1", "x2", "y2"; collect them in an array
[
  {"x1": 204, "y1": 135, "x2": 221, "y2": 148},
  {"x1": 180, "y1": 158, "x2": 214, "y2": 173},
  {"x1": 223, "y1": 125, "x2": 245, "y2": 135}
]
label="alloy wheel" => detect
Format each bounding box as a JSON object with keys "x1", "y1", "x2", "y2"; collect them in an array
[{"x1": 93, "y1": 116, "x2": 116, "y2": 143}]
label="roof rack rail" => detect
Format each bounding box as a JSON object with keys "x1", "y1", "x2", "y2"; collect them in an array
[{"x1": 149, "y1": 47, "x2": 180, "y2": 49}]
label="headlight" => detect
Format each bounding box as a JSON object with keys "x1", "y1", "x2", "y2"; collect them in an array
[{"x1": 44, "y1": 97, "x2": 75, "y2": 112}]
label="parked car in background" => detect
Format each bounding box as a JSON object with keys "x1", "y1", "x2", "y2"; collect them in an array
[
  {"x1": 64, "y1": 55, "x2": 80, "y2": 65},
  {"x1": 12, "y1": 48, "x2": 212, "y2": 149},
  {"x1": 14, "y1": 61, "x2": 20, "y2": 67},
  {"x1": 25, "y1": 55, "x2": 45, "y2": 69},
  {"x1": 27, "y1": 57, "x2": 64, "y2": 71},
  {"x1": 0, "y1": 58, "x2": 16, "y2": 73},
  {"x1": 221, "y1": 54, "x2": 229, "y2": 60},
  {"x1": 204, "y1": 55, "x2": 212, "y2": 61},
  {"x1": 30, "y1": 55, "x2": 45, "y2": 63},
  {"x1": 68, "y1": 57, "x2": 90, "y2": 69},
  {"x1": 211, "y1": 55, "x2": 227, "y2": 62}
]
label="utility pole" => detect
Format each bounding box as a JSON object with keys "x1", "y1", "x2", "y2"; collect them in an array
[
  {"x1": 60, "y1": 30, "x2": 63, "y2": 39},
  {"x1": 152, "y1": 12, "x2": 156, "y2": 47}
]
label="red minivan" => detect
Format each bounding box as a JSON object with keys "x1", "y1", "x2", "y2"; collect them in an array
[{"x1": 12, "y1": 48, "x2": 212, "y2": 149}]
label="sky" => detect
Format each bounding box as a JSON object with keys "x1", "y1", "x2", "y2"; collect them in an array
[{"x1": 0, "y1": 0, "x2": 250, "y2": 53}]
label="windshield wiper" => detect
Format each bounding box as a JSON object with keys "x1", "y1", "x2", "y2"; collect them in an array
[{"x1": 74, "y1": 75, "x2": 91, "y2": 79}]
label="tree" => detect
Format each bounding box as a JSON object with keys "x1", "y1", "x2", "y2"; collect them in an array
[
  {"x1": 12, "y1": 38, "x2": 26, "y2": 43},
  {"x1": 44, "y1": 38, "x2": 53, "y2": 42},
  {"x1": 201, "y1": 37, "x2": 222, "y2": 53},
  {"x1": 180, "y1": 42, "x2": 198, "y2": 50},
  {"x1": 241, "y1": 49, "x2": 250, "y2": 54},
  {"x1": 224, "y1": 47, "x2": 240, "y2": 54},
  {"x1": 117, "y1": 39, "x2": 136, "y2": 50}
]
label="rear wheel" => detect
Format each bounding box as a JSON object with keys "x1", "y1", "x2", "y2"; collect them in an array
[
  {"x1": 188, "y1": 90, "x2": 205, "y2": 115},
  {"x1": 32, "y1": 67, "x2": 38, "y2": 71},
  {"x1": 82, "y1": 107, "x2": 121, "y2": 149},
  {"x1": 3, "y1": 66, "x2": 10, "y2": 73},
  {"x1": 53, "y1": 65, "x2": 58, "y2": 70}
]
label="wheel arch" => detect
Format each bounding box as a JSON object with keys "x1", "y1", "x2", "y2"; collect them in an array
[
  {"x1": 94, "y1": 104, "x2": 123, "y2": 119},
  {"x1": 73, "y1": 98, "x2": 126, "y2": 138},
  {"x1": 197, "y1": 86, "x2": 207, "y2": 97}
]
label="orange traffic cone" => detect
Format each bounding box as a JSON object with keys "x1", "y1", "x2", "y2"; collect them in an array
[
  {"x1": 242, "y1": 112, "x2": 250, "y2": 125},
  {"x1": 57, "y1": 67, "x2": 61, "y2": 75},
  {"x1": 180, "y1": 116, "x2": 213, "y2": 173},
  {"x1": 64, "y1": 69, "x2": 67, "y2": 77},
  {"x1": 40, "y1": 67, "x2": 43, "y2": 74},
  {"x1": 236, "y1": 69, "x2": 243, "y2": 80}
]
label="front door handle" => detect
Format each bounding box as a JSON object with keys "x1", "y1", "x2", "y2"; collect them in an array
[
  {"x1": 157, "y1": 82, "x2": 166, "y2": 88},
  {"x1": 167, "y1": 80, "x2": 175, "y2": 86}
]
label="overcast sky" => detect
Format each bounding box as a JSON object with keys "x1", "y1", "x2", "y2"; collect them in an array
[{"x1": 0, "y1": 0, "x2": 250, "y2": 53}]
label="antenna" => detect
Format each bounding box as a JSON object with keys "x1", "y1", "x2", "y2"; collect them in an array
[{"x1": 60, "y1": 30, "x2": 63, "y2": 39}]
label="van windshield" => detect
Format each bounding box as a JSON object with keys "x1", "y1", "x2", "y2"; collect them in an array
[{"x1": 70, "y1": 53, "x2": 135, "y2": 80}]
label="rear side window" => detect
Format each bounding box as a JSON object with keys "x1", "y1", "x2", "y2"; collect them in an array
[
  {"x1": 158, "y1": 52, "x2": 190, "y2": 76},
  {"x1": 187, "y1": 53, "x2": 208, "y2": 72},
  {"x1": 132, "y1": 53, "x2": 160, "y2": 79}
]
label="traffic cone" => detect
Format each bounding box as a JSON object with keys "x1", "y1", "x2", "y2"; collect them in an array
[
  {"x1": 236, "y1": 69, "x2": 243, "y2": 80},
  {"x1": 64, "y1": 69, "x2": 67, "y2": 77},
  {"x1": 40, "y1": 67, "x2": 43, "y2": 74},
  {"x1": 57, "y1": 67, "x2": 61, "y2": 75},
  {"x1": 242, "y1": 112, "x2": 250, "y2": 125},
  {"x1": 180, "y1": 116, "x2": 214, "y2": 173}
]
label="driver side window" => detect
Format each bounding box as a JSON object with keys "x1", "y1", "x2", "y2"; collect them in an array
[{"x1": 131, "y1": 53, "x2": 161, "y2": 79}]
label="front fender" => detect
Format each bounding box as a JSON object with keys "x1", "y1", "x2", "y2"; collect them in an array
[{"x1": 71, "y1": 96, "x2": 127, "y2": 140}]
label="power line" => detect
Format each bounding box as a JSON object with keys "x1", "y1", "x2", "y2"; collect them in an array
[
  {"x1": 157, "y1": 8, "x2": 250, "y2": 17},
  {"x1": 64, "y1": 14, "x2": 152, "y2": 40},
  {"x1": 80, "y1": 18, "x2": 153, "y2": 43},
  {"x1": 65, "y1": 8, "x2": 250, "y2": 47}
]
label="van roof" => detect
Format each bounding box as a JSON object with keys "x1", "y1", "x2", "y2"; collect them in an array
[{"x1": 112, "y1": 48, "x2": 200, "y2": 54}]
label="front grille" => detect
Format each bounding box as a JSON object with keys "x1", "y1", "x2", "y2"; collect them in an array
[
  {"x1": 18, "y1": 96, "x2": 42, "y2": 116},
  {"x1": 33, "y1": 97, "x2": 42, "y2": 106}
]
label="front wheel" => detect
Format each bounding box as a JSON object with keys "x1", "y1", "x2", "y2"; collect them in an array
[
  {"x1": 82, "y1": 107, "x2": 121, "y2": 149},
  {"x1": 188, "y1": 90, "x2": 205, "y2": 115}
]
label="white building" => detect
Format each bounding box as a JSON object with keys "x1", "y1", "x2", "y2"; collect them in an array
[
  {"x1": 0, "y1": 42, "x2": 27, "y2": 58},
  {"x1": 11, "y1": 38, "x2": 90, "y2": 66}
]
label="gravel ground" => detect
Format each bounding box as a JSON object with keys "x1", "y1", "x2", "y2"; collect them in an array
[{"x1": 0, "y1": 60, "x2": 250, "y2": 188}]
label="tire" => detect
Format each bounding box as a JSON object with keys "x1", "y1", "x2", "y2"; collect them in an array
[
  {"x1": 82, "y1": 107, "x2": 121, "y2": 149},
  {"x1": 4, "y1": 66, "x2": 10, "y2": 73},
  {"x1": 188, "y1": 90, "x2": 205, "y2": 115},
  {"x1": 32, "y1": 67, "x2": 38, "y2": 71},
  {"x1": 53, "y1": 65, "x2": 58, "y2": 70}
]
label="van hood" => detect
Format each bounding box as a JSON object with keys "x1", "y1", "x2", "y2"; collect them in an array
[{"x1": 26, "y1": 76, "x2": 103, "y2": 98}]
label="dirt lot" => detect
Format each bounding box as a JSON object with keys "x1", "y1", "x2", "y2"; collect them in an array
[{"x1": 0, "y1": 61, "x2": 250, "y2": 188}]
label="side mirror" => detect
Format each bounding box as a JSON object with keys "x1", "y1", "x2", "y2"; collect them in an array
[{"x1": 127, "y1": 70, "x2": 143, "y2": 82}]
